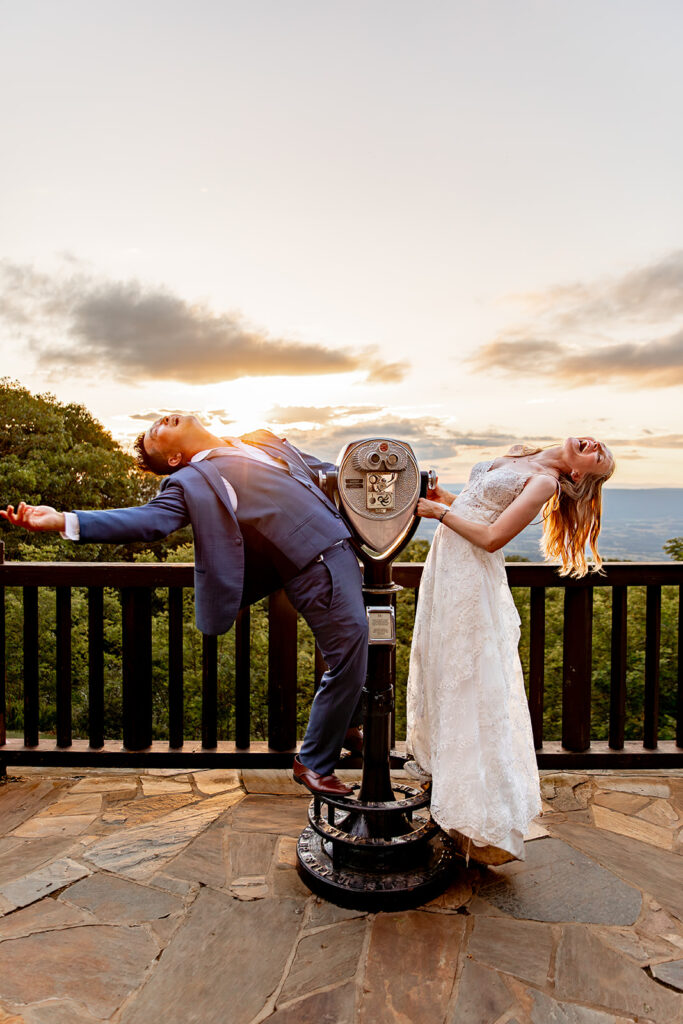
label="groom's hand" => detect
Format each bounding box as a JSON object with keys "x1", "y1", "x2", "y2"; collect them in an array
[{"x1": 1, "y1": 503, "x2": 66, "y2": 533}]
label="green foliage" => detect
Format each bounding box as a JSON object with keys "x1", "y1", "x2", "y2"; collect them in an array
[
  {"x1": 0, "y1": 378, "x2": 192, "y2": 560},
  {"x1": 664, "y1": 537, "x2": 683, "y2": 561}
]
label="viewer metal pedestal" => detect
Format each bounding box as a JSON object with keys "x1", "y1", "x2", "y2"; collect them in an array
[{"x1": 296, "y1": 445, "x2": 457, "y2": 910}]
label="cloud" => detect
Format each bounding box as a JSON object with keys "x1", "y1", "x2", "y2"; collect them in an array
[
  {"x1": 266, "y1": 404, "x2": 383, "y2": 425},
  {"x1": 609, "y1": 433, "x2": 683, "y2": 449},
  {"x1": 279, "y1": 416, "x2": 551, "y2": 463},
  {"x1": 127, "y1": 408, "x2": 229, "y2": 426},
  {"x1": 471, "y1": 252, "x2": 683, "y2": 388},
  {"x1": 473, "y1": 328, "x2": 683, "y2": 387},
  {"x1": 514, "y1": 250, "x2": 683, "y2": 328},
  {"x1": 0, "y1": 262, "x2": 408, "y2": 386}
]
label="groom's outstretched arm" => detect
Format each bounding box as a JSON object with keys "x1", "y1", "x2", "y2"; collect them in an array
[{"x1": 2, "y1": 479, "x2": 190, "y2": 544}]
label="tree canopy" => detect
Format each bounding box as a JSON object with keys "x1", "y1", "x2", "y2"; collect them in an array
[
  {"x1": 0, "y1": 378, "x2": 185, "y2": 560},
  {"x1": 664, "y1": 537, "x2": 683, "y2": 561}
]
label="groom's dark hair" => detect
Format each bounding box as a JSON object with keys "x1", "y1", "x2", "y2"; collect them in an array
[{"x1": 133, "y1": 432, "x2": 181, "y2": 477}]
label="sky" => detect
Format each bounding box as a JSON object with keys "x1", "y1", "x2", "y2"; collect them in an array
[{"x1": 1, "y1": 0, "x2": 682, "y2": 486}]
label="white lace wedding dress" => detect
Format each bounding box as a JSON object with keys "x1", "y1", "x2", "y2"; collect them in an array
[{"x1": 406, "y1": 459, "x2": 542, "y2": 859}]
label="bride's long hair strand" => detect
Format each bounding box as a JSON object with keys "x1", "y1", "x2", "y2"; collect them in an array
[{"x1": 506, "y1": 444, "x2": 615, "y2": 578}]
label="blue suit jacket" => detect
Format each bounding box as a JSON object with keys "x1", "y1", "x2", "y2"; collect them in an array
[{"x1": 76, "y1": 432, "x2": 349, "y2": 634}]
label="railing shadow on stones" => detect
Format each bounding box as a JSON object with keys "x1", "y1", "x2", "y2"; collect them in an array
[{"x1": 0, "y1": 542, "x2": 681, "y2": 773}]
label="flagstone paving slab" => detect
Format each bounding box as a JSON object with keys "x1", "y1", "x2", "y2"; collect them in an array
[
  {"x1": 266, "y1": 982, "x2": 356, "y2": 1023},
  {"x1": 593, "y1": 791, "x2": 651, "y2": 814},
  {"x1": 96, "y1": 791, "x2": 199, "y2": 829},
  {"x1": 637, "y1": 900, "x2": 683, "y2": 953},
  {"x1": 161, "y1": 820, "x2": 228, "y2": 888},
  {"x1": 33, "y1": 794, "x2": 102, "y2": 817},
  {"x1": 0, "y1": 780, "x2": 67, "y2": 835},
  {"x1": 555, "y1": 924, "x2": 683, "y2": 1021},
  {"x1": 11, "y1": 813, "x2": 100, "y2": 839},
  {"x1": 593, "y1": 925, "x2": 679, "y2": 966},
  {"x1": 0, "y1": 897, "x2": 90, "y2": 940},
  {"x1": 14, "y1": 999, "x2": 101, "y2": 1024},
  {"x1": 468, "y1": 915, "x2": 555, "y2": 987},
  {"x1": 68, "y1": 775, "x2": 138, "y2": 794},
  {"x1": 476, "y1": 837, "x2": 642, "y2": 924},
  {"x1": 594, "y1": 778, "x2": 671, "y2": 798},
  {"x1": 118, "y1": 889, "x2": 306, "y2": 1024},
  {"x1": 306, "y1": 897, "x2": 367, "y2": 930},
  {"x1": 240, "y1": 769, "x2": 306, "y2": 795},
  {"x1": 358, "y1": 910, "x2": 466, "y2": 1024},
  {"x1": 0, "y1": 857, "x2": 91, "y2": 911},
  {"x1": 226, "y1": 830, "x2": 278, "y2": 879},
  {"x1": 270, "y1": 858, "x2": 313, "y2": 900},
  {"x1": 651, "y1": 959, "x2": 683, "y2": 991},
  {"x1": 59, "y1": 871, "x2": 183, "y2": 923},
  {"x1": 592, "y1": 805, "x2": 674, "y2": 851},
  {"x1": 192, "y1": 769, "x2": 241, "y2": 795},
  {"x1": 82, "y1": 789, "x2": 243, "y2": 878},
  {"x1": 231, "y1": 793, "x2": 310, "y2": 837},
  {"x1": 140, "y1": 775, "x2": 193, "y2": 796},
  {"x1": 279, "y1": 917, "x2": 367, "y2": 1003},
  {"x1": 0, "y1": 837, "x2": 75, "y2": 887},
  {"x1": 636, "y1": 798, "x2": 680, "y2": 826},
  {"x1": 447, "y1": 960, "x2": 515, "y2": 1023},
  {"x1": 550, "y1": 821, "x2": 683, "y2": 921},
  {"x1": 0, "y1": 924, "x2": 159, "y2": 1017},
  {"x1": 525, "y1": 987, "x2": 634, "y2": 1023}
]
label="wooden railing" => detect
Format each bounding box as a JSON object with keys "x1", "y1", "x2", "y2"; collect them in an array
[{"x1": 0, "y1": 551, "x2": 681, "y2": 771}]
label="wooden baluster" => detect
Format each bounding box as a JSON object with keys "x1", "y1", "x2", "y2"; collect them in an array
[
  {"x1": 268, "y1": 590, "x2": 298, "y2": 751},
  {"x1": 0, "y1": 541, "x2": 5, "y2": 749},
  {"x1": 235, "y1": 607, "x2": 251, "y2": 749},
  {"x1": 677, "y1": 584, "x2": 682, "y2": 750},
  {"x1": 562, "y1": 587, "x2": 593, "y2": 752},
  {"x1": 609, "y1": 586, "x2": 628, "y2": 750},
  {"x1": 202, "y1": 634, "x2": 218, "y2": 749},
  {"x1": 529, "y1": 587, "x2": 545, "y2": 750},
  {"x1": 121, "y1": 588, "x2": 152, "y2": 751},
  {"x1": 56, "y1": 586, "x2": 72, "y2": 748},
  {"x1": 168, "y1": 587, "x2": 184, "y2": 749},
  {"x1": 88, "y1": 588, "x2": 104, "y2": 749},
  {"x1": 644, "y1": 585, "x2": 661, "y2": 750},
  {"x1": 23, "y1": 586, "x2": 39, "y2": 748}
]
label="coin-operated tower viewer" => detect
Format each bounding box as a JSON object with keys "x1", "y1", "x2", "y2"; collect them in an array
[{"x1": 296, "y1": 438, "x2": 457, "y2": 910}]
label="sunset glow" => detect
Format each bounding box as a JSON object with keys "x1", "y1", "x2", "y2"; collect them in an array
[{"x1": 2, "y1": 2, "x2": 682, "y2": 487}]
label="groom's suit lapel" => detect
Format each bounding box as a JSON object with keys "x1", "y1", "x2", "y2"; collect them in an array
[{"x1": 188, "y1": 459, "x2": 240, "y2": 528}]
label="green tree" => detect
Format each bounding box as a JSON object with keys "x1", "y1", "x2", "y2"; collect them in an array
[
  {"x1": 0, "y1": 378, "x2": 191, "y2": 560},
  {"x1": 664, "y1": 537, "x2": 683, "y2": 561}
]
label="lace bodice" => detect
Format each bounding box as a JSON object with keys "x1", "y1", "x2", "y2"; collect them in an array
[{"x1": 453, "y1": 459, "x2": 533, "y2": 524}]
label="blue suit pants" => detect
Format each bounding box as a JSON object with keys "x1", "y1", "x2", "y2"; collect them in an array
[{"x1": 284, "y1": 539, "x2": 368, "y2": 776}]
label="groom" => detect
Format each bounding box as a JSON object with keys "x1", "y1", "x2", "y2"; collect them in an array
[{"x1": 1, "y1": 414, "x2": 367, "y2": 796}]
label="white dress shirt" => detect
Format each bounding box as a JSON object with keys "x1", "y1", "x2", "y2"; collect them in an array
[{"x1": 62, "y1": 438, "x2": 286, "y2": 540}]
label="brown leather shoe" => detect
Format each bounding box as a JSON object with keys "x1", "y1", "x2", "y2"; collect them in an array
[
  {"x1": 342, "y1": 726, "x2": 364, "y2": 755},
  {"x1": 293, "y1": 756, "x2": 354, "y2": 797}
]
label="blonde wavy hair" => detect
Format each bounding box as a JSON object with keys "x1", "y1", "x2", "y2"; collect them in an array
[{"x1": 505, "y1": 443, "x2": 615, "y2": 578}]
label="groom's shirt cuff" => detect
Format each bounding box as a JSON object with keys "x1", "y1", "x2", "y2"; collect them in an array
[{"x1": 61, "y1": 512, "x2": 80, "y2": 541}]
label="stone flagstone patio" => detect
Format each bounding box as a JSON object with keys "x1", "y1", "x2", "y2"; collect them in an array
[{"x1": 0, "y1": 765, "x2": 682, "y2": 1023}]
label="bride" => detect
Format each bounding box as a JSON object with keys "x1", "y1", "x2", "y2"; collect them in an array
[{"x1": 405, "y1": 437, "x2": 615, "y2": 863}]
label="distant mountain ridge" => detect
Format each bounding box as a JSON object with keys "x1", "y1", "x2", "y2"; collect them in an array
[{"x1": 414, "y1": 487, "x2": 683, "y2": 562}]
